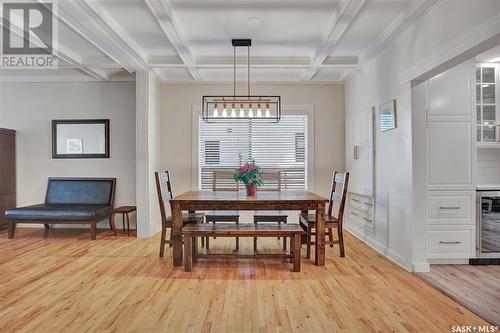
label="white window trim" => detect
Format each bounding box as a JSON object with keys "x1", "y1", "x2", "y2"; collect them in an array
[{"x1": 191, "y1": 104, "x2": 315, "y2": 192}]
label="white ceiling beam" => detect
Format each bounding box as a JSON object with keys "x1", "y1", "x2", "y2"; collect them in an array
[
  {"x1": 50, "y1": 1, "x2": 138, "y2": 73},
  {"x1": 0, "y1": 18, "x2": 108, "y2": 81},
  {"x1": 71, "y1": 0, "x2": 149, "y2": 72},
  {"x1": 302, "y1": 0, "x2": 367, "y2": 80},
  {"x1": 144, "y1": 0, "x2": 202, "y2": 80},
  {"x1": 358, "y1": 0, "x2": 440, "y2": 64}
]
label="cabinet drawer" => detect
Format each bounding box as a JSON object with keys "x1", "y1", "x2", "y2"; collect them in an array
[
  {"x1": 427, "y1": 193, "x2": 473, "y2": 222},
  {"x1": 348, "y1": 192, "x2": 375, "y2": 230},
  {"x1": 427, "y1": 226, "x2": 474, "y2": 259},
  {"x1": 349, "y1": 193, "x2": 374, "y2": 210},
  {"x1": 349, "y1": 207, "x2": 373, "y2": 224}
]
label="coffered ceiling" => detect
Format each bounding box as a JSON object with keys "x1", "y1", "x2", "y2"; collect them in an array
[{"x1": 0, "y1": 0, "x2": 438, "y2": 83}]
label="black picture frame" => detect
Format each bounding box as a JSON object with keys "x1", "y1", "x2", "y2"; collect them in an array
[{"x1": 52, "y1": 119, "x2": 110, "y2": 159}]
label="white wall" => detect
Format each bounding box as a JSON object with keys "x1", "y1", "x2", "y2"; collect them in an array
[
  {"x1": 344, "y1": 0, "x2": 500, "y2": 271},
  {"x1": 159, "y1": 83, "x2": 345, "y2": 204},
  {"x1": 0, "y1": 82, "x2": 136, "y2": 228},
  {"x1": 477, "y1": 149, "x2": 500, "y2": 184}
]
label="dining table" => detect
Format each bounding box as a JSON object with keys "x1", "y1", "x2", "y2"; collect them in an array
[{"x1": 169, "y1": 190, "x2": 329, "y2": 266}]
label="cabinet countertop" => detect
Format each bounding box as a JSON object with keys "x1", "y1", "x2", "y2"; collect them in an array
[{"x1": 476, "y1": 184, "x2": 500, "y2": 191}]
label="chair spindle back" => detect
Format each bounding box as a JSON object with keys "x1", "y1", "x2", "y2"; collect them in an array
[
  {"x1": 327, "y1": 171, "x2": 350, "y2": 226},
  {"x1": 213, "y1": 170, "x2": 240, "y2": 191},
  {"x1": 155, "y1": 171, "x2": 173, "y2": 223}
]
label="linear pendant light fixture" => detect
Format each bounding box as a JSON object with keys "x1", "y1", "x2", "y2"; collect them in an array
[{"x1": 202, "y1": 39, "x2": 281, "y2": 123}]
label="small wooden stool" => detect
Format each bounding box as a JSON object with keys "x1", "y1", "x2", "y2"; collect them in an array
[{"x1": 112, "y1": 206, "x2": 136, "y2": 236}]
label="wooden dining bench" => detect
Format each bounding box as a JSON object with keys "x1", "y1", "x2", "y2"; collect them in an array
[{"x1": 182, "y1": 223, "x2": 304, "y2": 272}]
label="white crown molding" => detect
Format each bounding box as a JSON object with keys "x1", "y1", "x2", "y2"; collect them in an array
[
  {"x1": 400, "y1": 13, "x2": 500, "y2": 84},
  {"x1": 144, "y1": 0, "x2": 202, "y2": 80},
  {"x1": 302, "y1": 0, "x2": 367, "y2": 80},
  {"x1": 359, "y1": 0, "x2": 440, "y2": 65}
]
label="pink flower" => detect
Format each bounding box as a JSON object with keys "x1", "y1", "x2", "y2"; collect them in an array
[{"x1": 249, "y1": 164, "x2": 256, "y2": 170}]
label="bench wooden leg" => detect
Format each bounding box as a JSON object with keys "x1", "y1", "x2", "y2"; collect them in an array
[
  {"x1": 184, "y1": 234, "x2": 192, "y2": 272},
  {"x1": 90, "y1": 222, "x2": 97, "y2": 240},
  {"x1": 293, "y1": 233, "x2": 301, "y2": 272},
  {"x1": 44, "y1": 224, "x2": 50, "y2": 230},
  {"x1": 8, "y1": 220, "x2": 16, "y2": 239}
]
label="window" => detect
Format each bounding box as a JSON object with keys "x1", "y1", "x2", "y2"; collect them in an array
[
  {"x1": 476, "y1": 63, "x2": 499, "y2": 143},
  {"x1": 199, "y1": 115, "x2": 309, "y2": 190}
]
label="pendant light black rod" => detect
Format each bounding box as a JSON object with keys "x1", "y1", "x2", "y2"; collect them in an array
[
  {"x1": 248, "y1": 45, "x2": 250, "y2": 97},
  {"x1": 233, "y1": 45, "x2": 236, "y2": 100}
]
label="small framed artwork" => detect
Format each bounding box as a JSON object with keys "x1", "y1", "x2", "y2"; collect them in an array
[
  {"x1": 379, "y1": 99, "x2": 397, "y2": 132},
  {"x1": 66, "y1": 139, "x2": 83, "y2": 154}
]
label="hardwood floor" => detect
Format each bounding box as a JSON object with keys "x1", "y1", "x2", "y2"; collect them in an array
[
  {"x1": 417, "y1": 265, "x2": 500, "y2": 327},
  {"x1": 0, "y1": 227, "x2": 490, "y2": 332}
]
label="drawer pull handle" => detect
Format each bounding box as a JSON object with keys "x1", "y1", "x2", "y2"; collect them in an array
[
  {"x1": 352, "y1": 198, "x2": 360, "y2": 202},
  {"x1": 364, "y1": 202, "x2": 374, "y2": 206},
  {"x1": 439, "y1": 241, "x2": 461, "y2": 244},
  {"x1": 351, "y1": 212, "x2": 359, "y2": 216},
  {"x1": 362, "y1": 217, "x2": 372, "y2": 222},
  {"x1": 439, "y1": 206, "x2": 461, "y2": 210}
]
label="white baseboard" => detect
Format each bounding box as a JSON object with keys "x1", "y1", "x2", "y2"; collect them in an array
[
  {"x1": 428, "y1": 258, "x2": 470, "y2": 265},
  {"x1": 345, "y1": 225, "x2": 411, "y2": 271},
  {"x1": 413, "y1": 262, "x2": 431, "y2": 272}
]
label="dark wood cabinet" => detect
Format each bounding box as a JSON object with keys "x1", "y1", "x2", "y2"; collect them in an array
[{"x1": 0, "y1": 128, "x2": 15, "y2": 226}]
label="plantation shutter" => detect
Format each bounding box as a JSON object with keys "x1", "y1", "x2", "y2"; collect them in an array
[{"x1": 199, "y1": 115, "x2": 308, "y2": 190}]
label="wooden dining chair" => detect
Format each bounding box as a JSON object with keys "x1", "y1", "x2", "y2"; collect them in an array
[
  {"x1": 204, "y1": 170, "x2": 240, "y2": 251},
  {"x1": 299, "y1": 171, "x2": 349, "y2": 258},
  {"x1": 253, "y1": 171, "x2": 288, "y2": 251},
  {"x1": 155, "y1": 171, "x2": 205, "y2": 257}
]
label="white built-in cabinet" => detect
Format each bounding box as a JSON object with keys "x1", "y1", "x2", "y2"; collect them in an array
[
  {"x1": 345, "y1": 106, "x2": 375, "y2": 230},
  {"x1": 421, "y1": 59, "x2": 476, "y2": 260}
]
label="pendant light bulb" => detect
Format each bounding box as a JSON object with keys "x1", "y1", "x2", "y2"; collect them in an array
[
  {"x1": 257, "y1": 103, "x2": 262, "y2": 117},
  {"x1": 248, "y1": 103, "x2": 254, "y2": 118},
  {"x1": 231, "y1": 103, "x2": 236, "y2": 117},
  {"x1": 239, "y1": 103, "x2": 245, "y2": 117},
  {"x1": 222, "y1": 103, "x2": 227, "y2": 117},
  {"x1": 213, "y1": 103, "x2": 219, "y2": 117},
  {"x1": 265, "y1": 103, "x2": 270, "y2": 117}
]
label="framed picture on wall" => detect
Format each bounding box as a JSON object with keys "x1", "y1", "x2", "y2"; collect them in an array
[
  {"x1": 379, "y1": 99, "x2": 397, "y2": 132},
  {"x1": 52, "y1": 119, "x2": 110, "y2": 159}
]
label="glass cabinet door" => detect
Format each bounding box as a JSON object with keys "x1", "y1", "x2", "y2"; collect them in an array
[{"x1": 476, "y1": 64, "x2": 499, "y2": 143}]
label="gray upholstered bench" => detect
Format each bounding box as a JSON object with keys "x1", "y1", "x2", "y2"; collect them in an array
[{"x1": 5, "y1": 177, "x2": 116, "y2": 240}]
